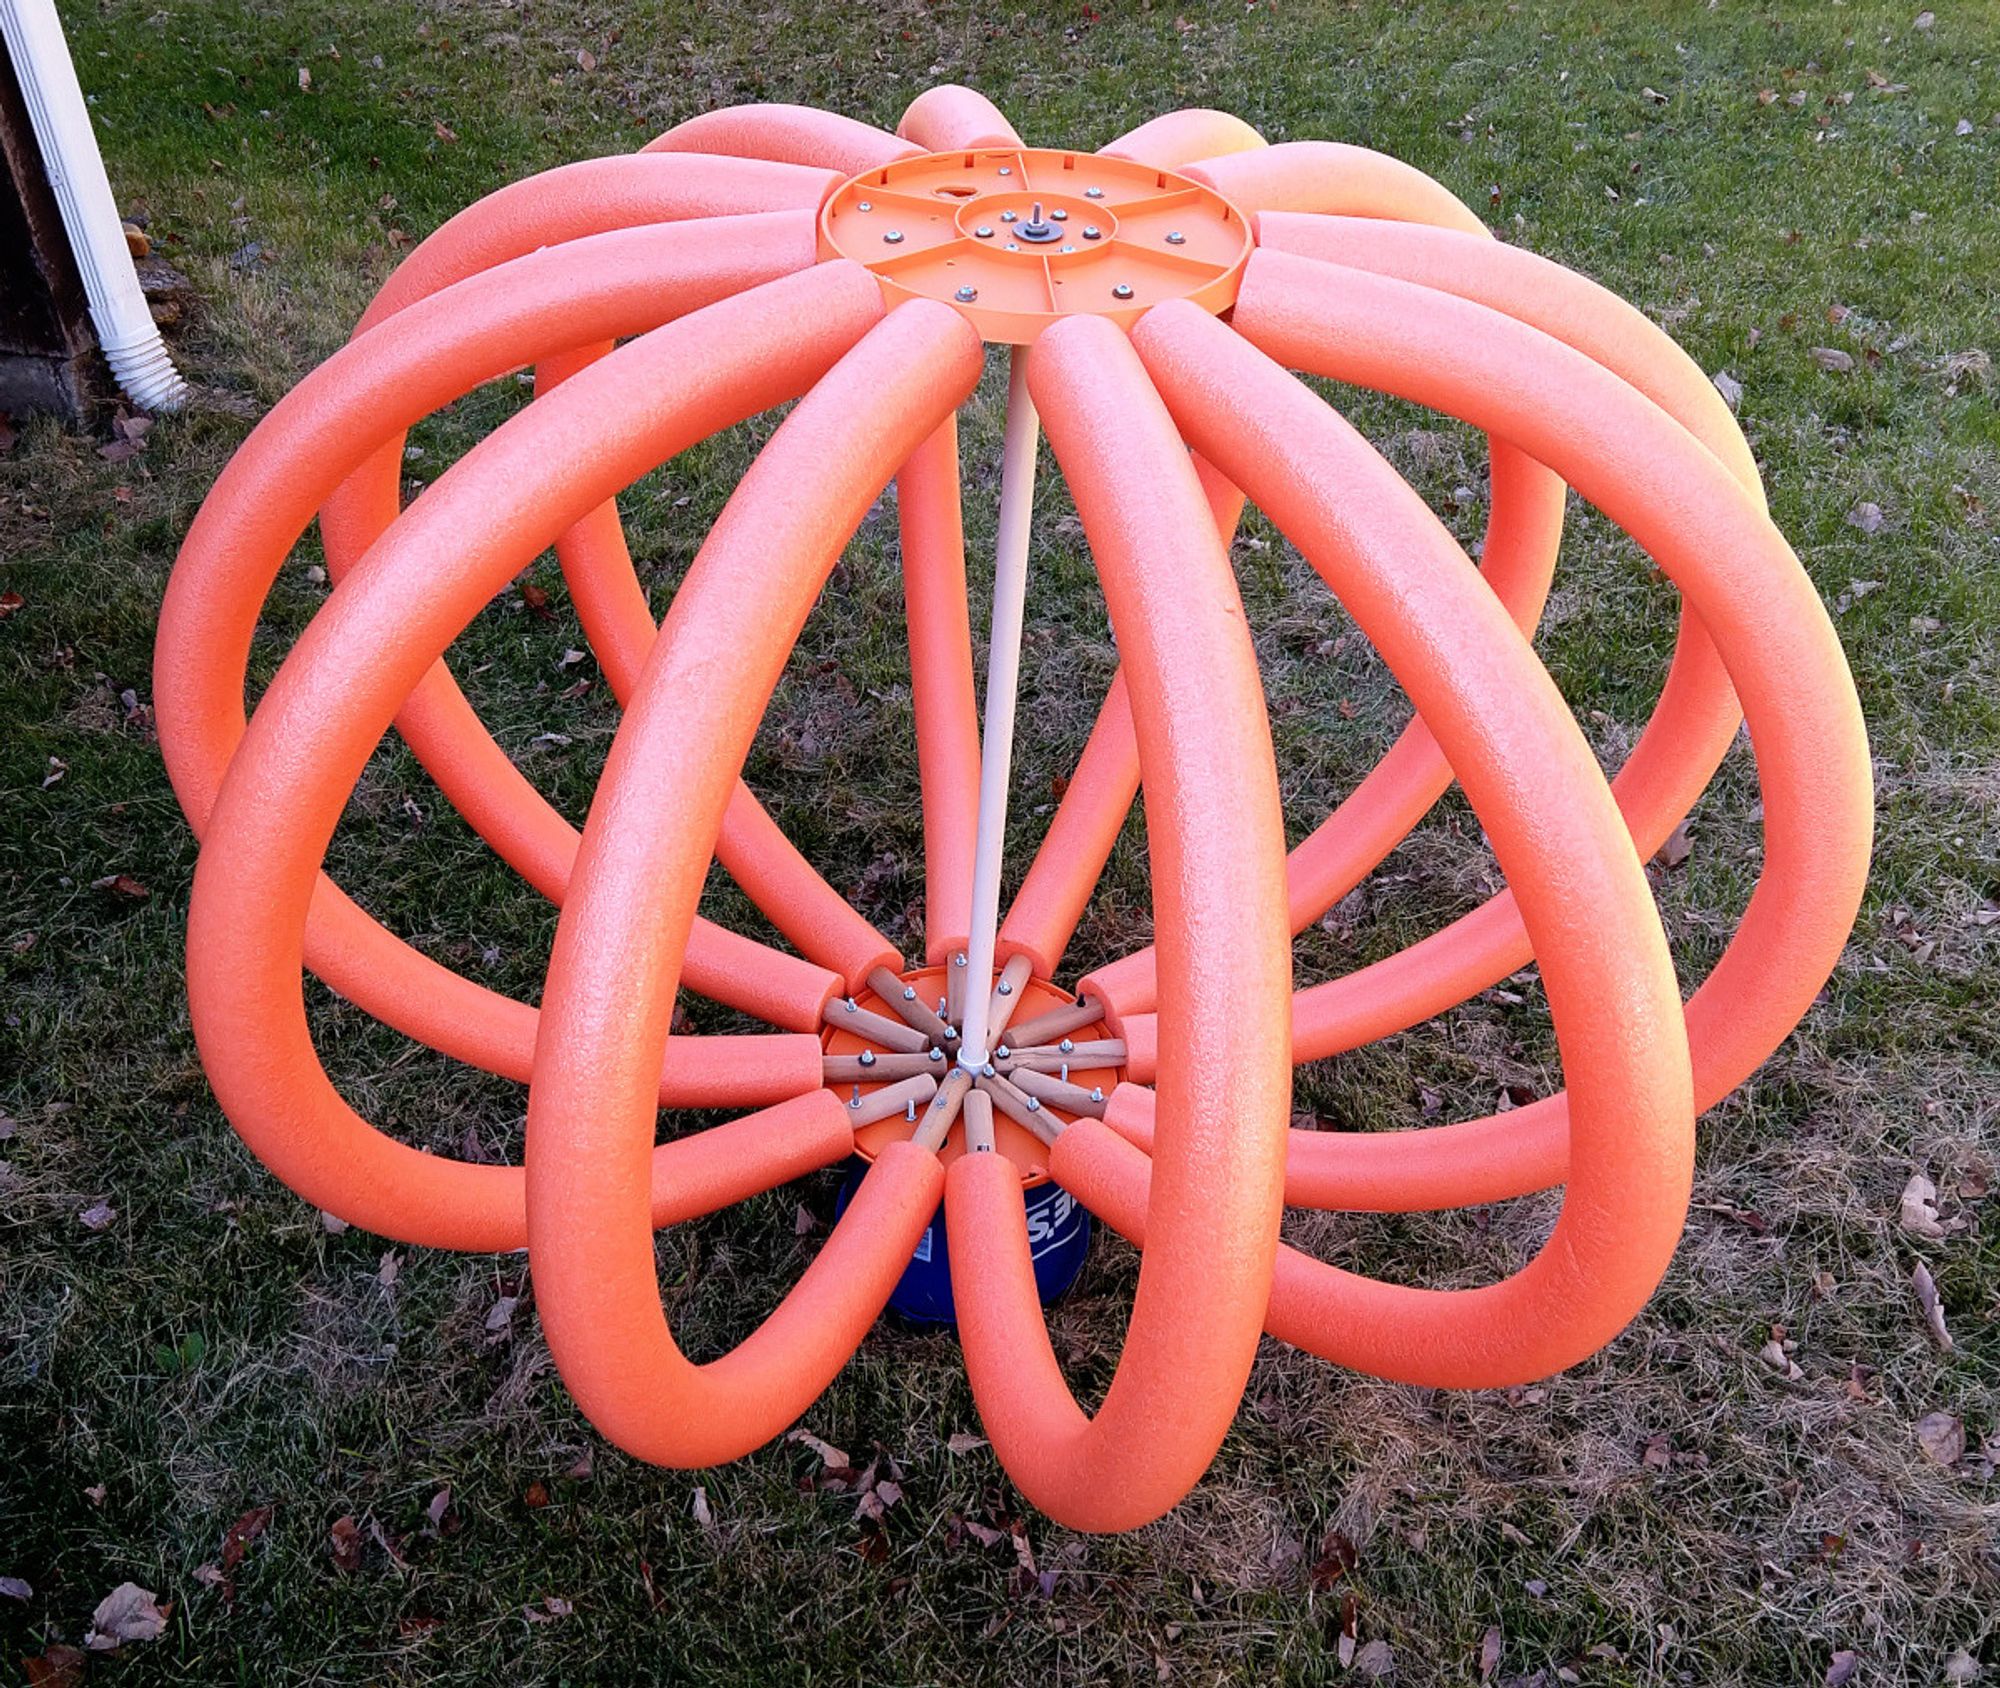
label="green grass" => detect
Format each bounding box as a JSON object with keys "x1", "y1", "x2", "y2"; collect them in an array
[{"x1": 4, "y1": 0, "x2": 1998, "y2": 1682}]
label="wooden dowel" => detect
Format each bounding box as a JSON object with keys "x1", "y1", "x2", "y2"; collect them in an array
[
  {"x1": 978, "y1": 1071, "x2": 1065, "y2": 1147},
  {"x1": 1004, "y1": 1038, "x2": 1125, "y2": 1072},
  {"x1": 820, "y1": 997, "x2": 931, "y2": 1055},
  {"x1": 847, "y1": 1073, "x2": 938, "y2": 1128},
  {"x1": 911, "y1": 1066, "x2": 973, "y2": 1151},
  {"x1": 866, "y1": 965, "x2": 955, "y2": 1045},
  {"x1": 1001, "y1": 994, "x2": 1106, "y2": 1051},
  {"x1": 983, "y1": 953, "x2": 1035, "y2": 1043},
  {"x1": 945, "y1": 950, "x2": 969, "y2": 1030},
  {"x1": 822, "y1": 1051, "x2": 943, "y2": 1085},
  {"x1": 961, "y1": 1086, "x2": 997, "y2": 1155},
  {"x1": 1006, "y1": 1063, "x2": 1108, "y2": 1118}
]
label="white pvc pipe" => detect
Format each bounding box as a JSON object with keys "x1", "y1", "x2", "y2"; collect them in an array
[
  {"x1": 2, "y1": 0, "x2": 187, "y2": 411},
  {"x1": 957, "y1": 344, "x2": 1039, "y2": 1069}
]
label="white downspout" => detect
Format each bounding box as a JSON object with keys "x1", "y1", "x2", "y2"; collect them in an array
[{"x1": 2, "y1": 0, "x2": 187, "y2": 411}]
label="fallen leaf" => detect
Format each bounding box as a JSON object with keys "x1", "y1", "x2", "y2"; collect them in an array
[
  {"x1": 1712, "y1": 369, "x2": 1744, "y2": 411},
  {"x1": 1913, "y1": 1262, "x2": 1953, "y2": 1349},
  {"x1": 1826, "y1": 1650, "x2": 1860, "y2": 1687},
  {"x1": 0, "y1": 591, "x2": 24, "y2": 619},
  {"x1": 1846, "y1": 501, "x2": 1885, "y2": 534},
  {"x1": 1759, "y1": 1338, "x2": 1804, "y2": 1380},
  {"x1": 84, "y1": 1582, "x2": 169, "y2": 1650},
  {"x1": 297, "y1": 65, "x2": 311, "y2": 91},
  {"x1": 1479, "y1": 1626, "x2": 1503, "y2": 1681},
  {"x1": 523, "y1": 1480, "x2": 550, "y2": 1509},
  {"x1": 786, "y1": 1428, "x2": 852, "y2": 1470},
  {"x1": 77, "y1": 1201, "x2": 116, "y2": 1231},
  {"x1": 1650, "y1": 822, "x2": 1693, "y2": 872},
  {"x1": 425, "y1": 1487, "x2": 459, "y2": 1535},
  {"x1": 1943, "y1": 1650, "x2": 1980, "y2": 1683},
  {"x1": 1811, "y1": 347, "x2": 1856, "y2": 373},
  {"x1": 320, "y1": 1209, "x2": 349, "y2": 1234},
  {"x1": 691, "y1": 1486, "x2": 713, "y2": 1527},
  {"x1": 484, "y1": 1294, "x2": 519, "y2": 1333},
  {"x1": 432, "y1": 118, "x2": 458, "y2": 143},
  {"x1": 522, "y1": 1595, "x2": 573, "y2": 1622},
  {"x1": 1917, "y1": 1411, "x2": 1965, "y2": 1465},
  {"x1": 576, "y1": 47, "x2": 597, "y2": 70},
  {"x1": 1310, "y1": 1528, "x2": 1359, "y2": 1590},
  {"x1": 1914, "y1": 10, "x2": 1935, "y2": 27},
  {"x1": 91, "y1": 873, "x2": 150, "y2": 901},
  {"x1": 1355, "y1": 1638, "x2": 1395, "y2": 1678},
  {"x1": 1899, "y1": 1173, "x2": 1945, "y2": 1237},
  {"x1": 945, "y1": 1432, "x2": 988, "y2": 1456},
  {"x1": 0, "y1": 1575, "x2": 31, "y2": 1600},
  {"x1": 329, "y1": 1515, "x2": 363, "y2": 1571},
  {"x1": 84, "y1": 1484, "x2": 107, "y2": 1507},
  {"x1": 563, "y1": 1451, "x2": 594, "y2": 1481},
  {"x1": 22, "y1": 1645, "x2": 86, "y2": 1688},
  {"x1": 219, "y1": 1504, "x2": 272, "y2": 1574}
]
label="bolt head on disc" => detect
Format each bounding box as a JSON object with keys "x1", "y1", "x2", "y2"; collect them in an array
[{"x1": 820, "y1": 147, "x2": 1251, "y2": 344}]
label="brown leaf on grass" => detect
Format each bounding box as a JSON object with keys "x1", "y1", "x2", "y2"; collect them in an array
[
  {"x1": 219, "y1": 1504, "x2": 272, "y2": 1574},
  {"x1": 1354, "y1": 1638, "x2": 1395, "y2": 1678},
  {"x1": 91, "y1": 873, "x2": 150, "y2": 900},
  {"x1": 329, "y1": 1515, "x2": 364, "y2": 1571},
  {"x1": 1899, "y1": 1173, "x2": 1946, "y2": 1237},
  {"x1": 319, "y1": 1209, "x2": 349, "y2": 1234},
  {"x1": 1712, "y1": 369, "x2": 1744, "y2": 411},
  {"x1": 1825, "y1": 1650, "x2": 1860, "y2": 1686},
  {"x1": 945, "y1": 1431, "x2": 988, "y2": 1456},
  {"x1": 1759, "y1": 1337, "x2": 1804, "y2": 1380},
  {"x1": 22, "y1": 1645, "x2": 86, "y2": 1688},
  {"x1": 690, "y1": 1486, "x2": 713, "y2": 1528},
  {"x1": 563, "y1": 1451, "x2": 593, "y2": 1481},
  {"x1": 425, "y1": 1487, "x2": 461, "y2": 1536},
  {"x1": 0, "y1": 1575, "x2": 31, "y2": 1600},
  {"x1": 786, "y1": 1428, "x2": 851, "y2": 1470},
  {"x1": 1917, "y1": 1411, "x2": 1966, "y2": 1466},
  {"x1": 483, "y1": 1294, "x2": 519, "y2": 1335},
  {"x1": 522, "y1": 1481, "x2": 550, "y2": 1510},
  {"x1": 522, "y1": 1595, "x2": 573, "y2": 1623},
  {"x1": 84, "y1": 1582, "x2": 170, "y2": 1649},
  {"x1": 1913, "y1": 1262, "x2": 1953, "y2": 1350},
  {"x1": 77, "y1": 1201, "x2": 116, "y2": 1231},
  {"x1": 0, "y1": 591, "x2": 24, "y2": 619},
  {"x1": 83, "y1": 1484, "x2": 107, "y2": 1507},
  {"x1": 1478, "y1": 1625, "x2": 1504, "y2": 1680},
  {"x1": 432, "y1": 118, "x2": 458, "y2": 142},
  {"x1": 1811, "y1": 347, "x2": 1856, "y2": 373},
  {"x1": 576, "y1": 48, "x2": 597, "y2": 71},
  {"x1": 519, "y1": 580, "x2": 553, "y2": 619},
  {"x1": 1310, "y1": 1528, "x2": 1359, "y2": 1590},
  {"x1": 1847, "y1": 501, "x2": 1886, "y2": 534},
  {"x1": 1650, "y1": 822, "x2": 1693, "y2": 872}
]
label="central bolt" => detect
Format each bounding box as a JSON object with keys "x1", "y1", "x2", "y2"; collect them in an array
[{"x1": 1015, "y1": 200, "x2": 1063, "y2": 244}]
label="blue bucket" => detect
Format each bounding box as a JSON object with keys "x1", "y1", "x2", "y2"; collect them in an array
[{"x1": 834, "y1": 1157, "x2": 1091, "y2": 1326}]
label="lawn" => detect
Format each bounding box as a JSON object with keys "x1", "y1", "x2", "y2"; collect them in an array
[{"x1": 2, "y1": 0, "x2": 1997, "y2": 1682}]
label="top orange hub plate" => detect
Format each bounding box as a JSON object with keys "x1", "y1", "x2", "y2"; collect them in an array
[{"x1": 820, "y1": 147, "x2": 1252, "y2": 345}]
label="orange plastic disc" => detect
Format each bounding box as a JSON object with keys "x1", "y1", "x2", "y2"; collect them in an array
[
  {"x1": 822, "y1": 965, "x2": 1123, "y2": 1182},
  {"x1": 819, "y1": 148, "x2": 1250, "y2": 343}
]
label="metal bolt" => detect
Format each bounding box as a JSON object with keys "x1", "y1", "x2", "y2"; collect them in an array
[
  {"x1": 1081, "y1": 225, "x2": 1103, "y2": 241},
  {"x1": 1059, "y1": 1063, "x2": 1069, "y2": 1083},
  {"x1": 858, "y1": 1050, "x2": 877, "y2": 1068},
  {"x1": 906, "y1": 1099, "x2": 918, "y2": 1122},
  {"x1": 982, "y1": 1062, "x2": 997, "y2": 1078},
  {"x1": 1060, "y1": 244, "x2": 1076, "y2": 253},
  {"x1": 1090, "y1": 1087, "x2": 1105, "y2": 1103},
  {"x1": 998, "y1": 979, "x2": 1013, "y2": 996},
  {"x1": 927, "y1": 1047, "x2": 945, "y2": 1062},
  {"x1": 955, "y1": 284, "x2": 979, "y2": 302},
  {"x1": 844, "y1": 997, "x2": 859, "y2": 1014},
  {"x1": 1059, "y1": 1038, "x2": 1075, "y2": 1054},
  {"x1": 1085, "y1": 186, "x2": 1105, "y2": 199},
  {"x1": 1051, "y1": 208, "x2": 1068, "y2": 221},
  {"x1": 858, "y1": 200, "x2": 873, "y2": 212},
  {"x1": 1000, "y1": 210, "x2": 1019, "y2": 223},
  {"x1": 974, "y1": 225, "x2": 995, "y2": 238},
  {"x1": 883, "y1": 230, "x2": 905, "y2": 245},
  {"x1": 1112, "y1": 283, "x2": 1134, "y2": 300},
  {"x1": 1166, "y1": 230, "x2": 1186, "y2": 245},
  {"x1": 1026, "y1": 1096, "x2": 1043, "y2": 1113},
  {"x1": 998, "y1": 165, "x2": 1013, "y2": 176},
  {"x1": 996, "y1": 1045, "x2": 1011, "y2": 1060},
  {"x1": 1003, "y1": 242, "x2": 1019, "y2": 252},
  {"x1": 849, "y1": 1086, "x2": 862, "y2": 1109},
  {"x1": 954, "y1": 953, "x2": 968, "y2": 968}
]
